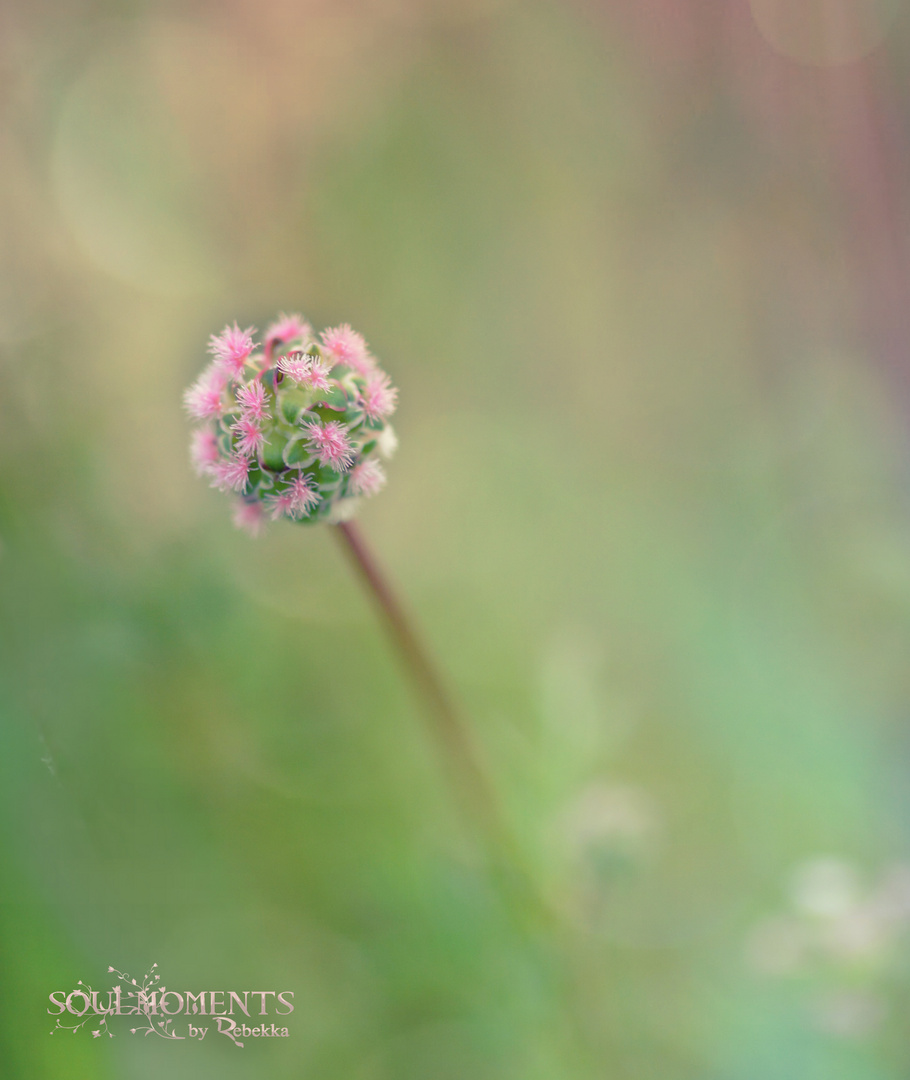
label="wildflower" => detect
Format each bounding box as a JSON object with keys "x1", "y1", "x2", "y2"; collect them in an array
[
  {"x1": 746, "y1": 857, "x2": 910, "y2": 1038},
  {"x1": 183, "y1": 364, "x2": 227, "y2": 419},
  {"x1": 236, "y1": 379, "x2": 269, "y2": 420},
  {"x1": 305, "y1": 420, "x2": 354, "y2": 471},
  {"x1": 208, "y1": 323, "x2": 255, "y2": 377},
  {"x1": 211, "y1": 455, "x2": 250, "y2": 493},
  {"x1": 277, "y1": 351, "x2": 333, "y2": 392},
  {"x1": 321, "y1": 324, "x2": 374, "y2": 376},
  {"x1": 305, "y1": 357, "x2": 334, "y2": 393},
  {"x1": 189, "y1": 427, "x2": 220, "y2": 476},
  {"x1": 265, "y1": 491, "x2": 298, "y2": 521},
  {"x1": 232, "y1": 499, "x2": 264, "y2": 536},
  {"x1": 288, "y1": 474, "x2": 319, "y2": 513},
  {"x1": 191, "y1": 318, "x2": 497, "y2": 883},
  {"x1": 265, "y1": 312, "x2": 311, "y2": 357},
  {"x1": 792, "y1": 859, "x2": 859, "y2": 918},
  {"x1": 185, "y1": 314, "x2": 397, "y2": 531},
  {"x1": 349, "y1": 458, "x2": 386, "y2": 497},
  {"x1": 233, "y1": 416, "x2": 265, "y2": 458},
  {"x1": 265, "y1": 476, "x2": 318, "y2": 520},
  {"x1": 277, "y1": 351, "x2": 311, "y2": 383},
  {"x1": 360, "y1": 372, "x2": 398, "y2": 422}
]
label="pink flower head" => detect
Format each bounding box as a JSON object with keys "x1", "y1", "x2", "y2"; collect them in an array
[
  {"x1": 277, "y1": 352, "x2": 334, "y2": 393},
  {"x1": 208, "y1": 322, "x2": 256, "y2": 378},
  {"x1": 265, "y1": 313, "x2": 311, "y2": 357},
  {"x1": 349, "y1": 458, "x2": 387, "y2": 497},
  {"x1": 306, "y1": 357, "x2": 334, "y2": 393},
  {"x1": 211, "y1": 454, "x2": 250, "y2": 493},
  {"x1": 305, "y1": 420, "x2": 354, "y2": 472},
  {"x1": 288, "y1": 474, "x2": 319, "y2": 513},
  {"x1": 265, "y1": 490, "x2": 297, "y2": 521},
  {"x1": 236, "y1": 379, "x2": 269, "y2": 421},
  {"x1": 265, "y1": 475, "x2": 319, "y2": 520},
  {"x1": 187, "y1": 313, "x2": 397, "y2": 530},
  {"x1": 232, "y1": 499, "x2": 264, "y2": 536},
  {"x1": 320, "y1": 324, "x2": 374, "y2": 375},
  {"x1": 277, "y1": 351, "x2": 312, "y2": 383},
  {"x1": 360, "y1": 372, "x2": 398, "y2": 422},
  {"x1": 183, "y1": 364, "x2": 228, "y2": 419},
  {"x1": 189, "y1": 427, "x2": 220, "y2": 475},
  {"x1": 233, "y1": 416, "x2": 265, "y2": 458}
]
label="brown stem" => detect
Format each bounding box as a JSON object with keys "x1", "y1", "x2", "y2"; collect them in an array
[{"x1": 333, "y1": 520, "x2": 505, "y2": 847}]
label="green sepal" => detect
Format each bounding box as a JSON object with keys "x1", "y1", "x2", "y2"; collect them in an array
[
  {"x1": 310, "y1": 403, "x2": 346, "y2": 423},
  {"x1": 259, "y1": 432, "x2": 288, "y2": 472},
  {"x1": 244, "y1": 461, "x2": 265, "y2": 493},
  {"x1": 315, "y1": 463, "x2": 342, "y2": 485},
  {"x1": 314, "y1": 386, "x2": 348, "y2": 411},
  {"x1": 279, "y1": 389, "x2": 310, "y2": 424},
  {"x1": 284, "y1": 437, "x2": 312, "y2": 467}
]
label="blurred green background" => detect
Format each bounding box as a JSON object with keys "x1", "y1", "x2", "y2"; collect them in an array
[{"x1": 5, "y1": 0, "x2": 910, "y2": 1076}]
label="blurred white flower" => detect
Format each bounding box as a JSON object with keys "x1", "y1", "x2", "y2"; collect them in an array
[
  {"x1": 790, "y1": 857, "x2": 860, "y2": 919},
  {"x1": 549, "y1": 781, "x2": 659, "y2": 927},
  {"x1": 819, "y1": 905, "x2": 887, "y2": 962},
  {"x1": 747, "y1": 856, "x2": 910, "y2": 1040},
  {"x1": 556, "y1": 782, "x2": 659, "y2": 861}
]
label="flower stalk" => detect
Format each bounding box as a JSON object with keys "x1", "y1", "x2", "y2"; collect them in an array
[
  {"x1": 185, "y1": 315, "x2": 537, "y2": 899},
  {"x1": 333, "y1": 520, "x2": 505, "y2": 846}
]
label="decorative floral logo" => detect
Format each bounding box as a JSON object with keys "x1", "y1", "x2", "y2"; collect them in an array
[
  {"x1": 50, "y1": 963, "x2": 181, "y2": 1040},
  {"x1": 48, "y1": 964, "x2": 294, "y2": 1047}
]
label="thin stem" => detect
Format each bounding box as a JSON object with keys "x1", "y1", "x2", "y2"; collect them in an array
[
  {"x1": 333, "y1": 520, "x2": 505, "y2": 849},
  {"x1": 334, "y1": 523, "x2": 583, "y2": 1020}
]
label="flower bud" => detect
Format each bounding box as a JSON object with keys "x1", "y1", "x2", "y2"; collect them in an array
[{"x1": 185, "y1": 315, "x2": 398, "y2": 533}]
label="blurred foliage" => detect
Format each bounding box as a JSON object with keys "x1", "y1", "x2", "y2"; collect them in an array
[{"x1": 4, "y1": 0, "x2": 910, "y2": 1077}]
